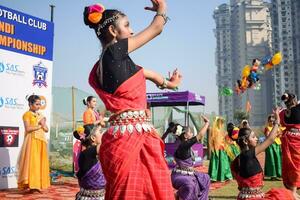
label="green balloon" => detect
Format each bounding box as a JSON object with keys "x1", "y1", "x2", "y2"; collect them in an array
[{"x1": 221, "y1": 87, "x2": 233, "y2": 96}]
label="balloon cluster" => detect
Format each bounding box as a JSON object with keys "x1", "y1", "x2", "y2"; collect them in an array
[
  {"x1": 261, "y1": 52, "x2": 282, "y2": 70},
  {"x1": 234, "y1": 52, "x2": 282, "y2": 95},
  {"x1": 235, "y1": 59, "x2": 261, "y2": 94}
]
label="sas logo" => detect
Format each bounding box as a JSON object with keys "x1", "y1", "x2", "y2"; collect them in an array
[
  {"x1": 0, "y1": 166, "x2": 17, "y2": 177},
  {"x1": 0, "y1": 96, "x2": 24, "y2": 110},
  {"x1": 39, "y1": 95, "x2": 47, "y2": 110},
  {"x1": 0, "y1": 61, "x2": 25, "y2": 76},
  {"x1": 33, "y1": 62, "x2": 48, "y2": 88},
  {"x1": 0, "y1": 97, "x2": 4, "y2": 108}
]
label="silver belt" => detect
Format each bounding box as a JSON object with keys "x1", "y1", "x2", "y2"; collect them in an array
[
  {"x1": 238, "y1": 187, "x2": 264, "y2": 199},
  {"x1": 286, "y1": 130, "x2": 300, "y2": 136},
  {"x1": 76, "y1": 188, "x2": 105, "y2": 198},
  {"x1": 108, "y1": 110, "x2": 153, "y2": 135},
  {"x1": 172, "y1": 167, "x2": 195, "y2": 176}
]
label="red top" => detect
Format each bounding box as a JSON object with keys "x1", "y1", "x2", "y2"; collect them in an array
[{"x1": 89, "y1": 62, "x2": 147, "y2": 113}]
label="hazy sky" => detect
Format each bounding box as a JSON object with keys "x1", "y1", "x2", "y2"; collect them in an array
[{"x1": 1, "y1": 0, "x2": 227, "y2": 113}]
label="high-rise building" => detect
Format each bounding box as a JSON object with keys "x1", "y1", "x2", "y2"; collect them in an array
[
  {"x1": 271, "y1": 0, "x2": 300, "y2": 105},
  {"x1": 213, "y1": 4, "x2": 233, "y2": 121},
  {"x1": 214, "y1": 0, "x2": 273, "y2": 125}
]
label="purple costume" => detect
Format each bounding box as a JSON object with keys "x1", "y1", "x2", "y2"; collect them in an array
[
  {"x1": 75, "y1": 146, "x2": 106, "y2": 200},
  {"x1": 171, "y1": 137, "x2": 210, "y2": 200}
]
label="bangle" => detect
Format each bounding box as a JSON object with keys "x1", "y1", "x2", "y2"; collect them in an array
[
  {"x1": 155, "y1": 13, "x2": 170, "y2": 25},
  {"x1": 157, "y1": 78, "x2": 168, "y2": 89}
]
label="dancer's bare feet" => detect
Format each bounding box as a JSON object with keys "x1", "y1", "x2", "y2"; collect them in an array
[{"x1": 29, "y1": 188, "x2": 42, "y2": 194}]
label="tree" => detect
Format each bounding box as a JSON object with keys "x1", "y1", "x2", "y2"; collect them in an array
[{"x1": 234, "y1": 110, "x2": 249, "y2": 124}]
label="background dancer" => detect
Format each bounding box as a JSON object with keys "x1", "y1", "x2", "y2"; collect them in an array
[
  {"x1": 171, "y1": 116, "x2": 210, "y2": 200},
  {"x1": 230, "y1": 108, "x2": 294, "y2": 200},
  {"x1": 74, "y1": 125, "x2": 106, "y2": 200}
]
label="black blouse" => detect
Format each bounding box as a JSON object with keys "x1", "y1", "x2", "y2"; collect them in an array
[
  {"x1": 99, "y1": 38, "x2": 140, "y2": 94},
  {"x1": 76, "y1": 146, "x2": 98, "y2": 179},
  {"x1": 239, "y1": 148, "x2": 262, "y2": 178},
  {"x1": 174, "y1": 136, "x2": 198, "y2": 160},
  {"x1": 284, "y1": 104, "x2": 300, "y2": 124}
]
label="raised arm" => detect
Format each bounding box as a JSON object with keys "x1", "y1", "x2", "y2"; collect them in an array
[
  {"x1": 161, "y1": 128, "x2": 172, "y2": 140},
  {"x1": 255, "y1": 108, "x2": 280, "y2": 155},
  {"x1": 144, "y1": 68, "x2": 182, "y2": 90},
  {"x1": 128, "y1": 0, "x2": 167, "y2": 53},
  {"x1": 196, "y1": 116, "x2": 210, "y2": 141}
]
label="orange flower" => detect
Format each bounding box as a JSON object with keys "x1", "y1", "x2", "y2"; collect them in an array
[{"x1": 88, "y1": 4, "x2": 105, "y2": 24}]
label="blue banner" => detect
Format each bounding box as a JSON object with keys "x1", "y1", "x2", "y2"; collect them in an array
[{"x1": 0, "y1": 5, "x2": 54, "y2": 61}]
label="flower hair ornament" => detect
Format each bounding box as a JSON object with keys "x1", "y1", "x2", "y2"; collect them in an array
[
  {"x1": 87, "y1": 4, "x2": 105, "y2": 24},
  {"x1": 231, "y1": 127, "x2": 239, "y2": 140},
  {"x1": 282, "y1": 93, "x2": 289, "y2": 102},
  {"x1": 86, "y1": 3, "x2": 121, "y2": 36},
  {"x1": 25, "y1": 93, "x2": 36, "y2": 101},
  {"x1": 175, "y1": 125, "x2": 183, "y2": 136},
  {"x1": 96, "y1": 14, "x2": 120, "y2": 36},
  {"x1": 75, "y1": 126, "x2": 86, "y2": 140}
]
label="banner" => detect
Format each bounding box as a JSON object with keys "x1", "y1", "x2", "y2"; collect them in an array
[{"x1": 0, "y1": 5, "x2": 54, "y2": 189}]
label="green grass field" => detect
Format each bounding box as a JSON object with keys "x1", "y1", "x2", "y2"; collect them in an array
[{"x1": 209, "y1": 179, "x2": 284, "y2": 200}]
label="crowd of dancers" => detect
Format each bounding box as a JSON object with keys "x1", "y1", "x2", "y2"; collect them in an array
[{"x1": 16, "y1": 0, "x2": 300, "y2": 199}]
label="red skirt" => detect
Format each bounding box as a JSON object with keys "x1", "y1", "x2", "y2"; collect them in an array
[
  {"x1": 99, "y1": 128, "x2": 175, "y2": 200},
  {"x1": 281, "y1": 132, "x2": 300, "y2": 188}
]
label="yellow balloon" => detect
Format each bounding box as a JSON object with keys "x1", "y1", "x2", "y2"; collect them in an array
[
  {"x1": 272, "y1": 52, "x2": 282, "y2": 65},
  {"x1": 242, "y1": 65, "x2": 251, "y2": 77}
]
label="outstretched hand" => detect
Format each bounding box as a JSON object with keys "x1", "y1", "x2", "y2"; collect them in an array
[
  {"x1": 145, "y1": 0, "x2": 166, "y2": 12},
  {"x1": 168, "y1": 68, "x2": 182, "y2": 88},
  {"x1": 273, "y1": 107, "x2": 282, "y2": 124},
  {"x1": 201, "y1": 115, "x2": 210, "y2": 124}
]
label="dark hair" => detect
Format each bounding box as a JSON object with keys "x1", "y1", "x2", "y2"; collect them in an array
[
  {"x1": 73, "y1": 124, "x2": 95, "y2": 148},
  {"x1": 178, "y1": 126, "x2": 190, "y2": 141},
  {"x1": 236, "y1": 128, "x2": 252, "y2": 150},
  {"x1": 167, "y1": 122, "x2": 180, "y2": 133},
  {"x1": 267, "y1": 114, "x2": 275, "y2": 122},
  {"x1": 252, "y1": 58, "x2": 260, "y2": 65},
  {"x1": 84, "y1": 8, "x2": 126, "y2": 45},
  {"x1": 27, "y1": 95, "x2": 41, "y2": 105},
  {"x1": 242, "y1": 120, "x2": 248, "y2": 127},
  {"x1": 83, "y1": 96, "x2": 95, "y2": 106},
  {"x1": 281, "y1": 92, "x2": 296, "y2": 109},
  {"x1": 227, "y1": 122, "x2": 234, "y2": 139}
]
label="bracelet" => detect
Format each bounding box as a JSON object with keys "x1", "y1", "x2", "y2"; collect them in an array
[
  {"x1": 157, "y1": 78, "x2": 168, "y2": 89},
  {"x1": 155, "y1": 13, "x2": 170, "y2": 25}
]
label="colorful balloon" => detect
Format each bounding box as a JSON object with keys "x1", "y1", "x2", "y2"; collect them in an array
[
  {"x1": 221, "y1": 87, "x2": 233, "y2": 96},
  {"x1": 261, "y1": 55, "x2": 272, "y2": 65},
  {"x1": 242, "y1": 65, "x2": 251, "y2": 77},
  {"x1": 272, "y1": 52, "x2": 282, "y2": 65},
  {"x1": 265, "y1": 63, "x2": 274, "y2": 70}
]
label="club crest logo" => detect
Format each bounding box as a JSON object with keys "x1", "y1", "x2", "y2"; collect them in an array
[
  {"x1": 0, "y1": 126, "x2": 19, "y2": 147},
  {"x1": 33, "y1": 62, "x2": 47, "y2": 88}
]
